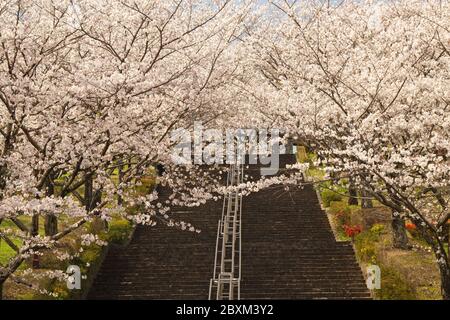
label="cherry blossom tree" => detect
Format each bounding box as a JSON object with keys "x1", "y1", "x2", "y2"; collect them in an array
[
  {"x1": 0, "y1": 0, "x2": 256, "y2": 298},
  {"x1": 244, "y1": 0, "x2": 450, "y2": 299}
]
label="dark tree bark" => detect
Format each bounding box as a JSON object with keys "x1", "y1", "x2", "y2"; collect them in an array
[
  {"x1": 348, "y1": 178, "x2": 358, "y2": 205},
  {"x1": 31, "y1": 215, "x2": 39, "y2": 236},
  {"x1": 44, "y1": 177, "x2": 57, "y2": 236},
  {"x1": 392, "y1": 214, "x2": 409, "y2": 249},
  {"x1": 85, "y1": 174, "x2": 107, "y2": 231},
  {"x1": 433, "y1": 238, "x2": 450, "y2": 300},
  {"x1": 84, "y1": 173, "x2": 93, "y2": 211},
  {"x1": 0, "y1": 256, "x2": 25, "y2": 300},
  {"x1": 0, "y1": 278, "x2": 3, "y2": 300},
  {"x1": 94, "y1": 189, "x2": 107, "y2": 230},
  {"x1": 0, "y1": 165, "x2": 6, "y2": 193},
  {"x1": 439, "y1": 264, "x2": 450, "y2": 300},
  {"x1": 446, "y1": 224, "x2": 450, "y2": 259},
  {"x1": 44, "y1": 215, "x2": 58, "y2": 236},
  {"x1": 118, "y1": 159, "x2": 124, "y2": 205},
  {"x1": 155, "y1": 163, "x2": 165, "y2": 176},
  {"x1": 31, "y1": 214, "x2": 40, "y2": 268}
]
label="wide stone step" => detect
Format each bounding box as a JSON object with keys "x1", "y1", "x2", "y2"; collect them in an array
[{"x1": 88, "y1": 159, "x2": 370, "y2": 300}]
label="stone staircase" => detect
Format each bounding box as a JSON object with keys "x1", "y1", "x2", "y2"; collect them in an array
[
  {"x1": 240, "y1": 156, "x2": 371, "y2": 299},
  {"x1": 88, "y1": 155, "x2": 370, "y2": 300},
  {"x1": 87, "y1": 182, "x2": 222, "y2": 299}
]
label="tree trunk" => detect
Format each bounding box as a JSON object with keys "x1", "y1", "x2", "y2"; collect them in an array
[
  {"x1": 348, "y1": 178, "x2": 358, "y2": 206},
  {"x1": 86, "y1": 175, "x2": 107, "y2": 232},
  {"x1": 44, "y1": 215, "x2": 58, "y2": 236},
  {"x1": 118, "y1": 159, "x2": 124, "y2": 205},
  {"x1": 0, "y1": 165, "x2": 6, "y2": 193},
  {"x1": 31, "y1": 214, "x2": 40, "y2": 268},
  {"x1": 0, "y1": 256, "x2": 25, "y2": 300},
  {"x1": 447, "y1": 224, "x2": 450, "y2": 259},
  {"x1": 44, "y1": 175, "x2": 57, "y2": 236},
  {"x1": 441, "y1": 267, "x2": 450, "y2": 300},
  {"x1": 392, "y1": 214, "x2": 409, "y2": 249},
  {"x1": 94, "y1": 190, "x2": 107, "y2": 230},
  {"x1": 361, "y1": 189, "x2": 373, "y2": 208},
  {"x1": 435, "y1": 251, "x2": 450, "y2": 300},
  {"x1": 85, "y1": 173, "x2": 93, "y2": 211}
]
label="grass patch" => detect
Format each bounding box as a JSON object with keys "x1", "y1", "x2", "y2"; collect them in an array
[
  {"x1": 100, "y1": 218, "x2": 134, "y2": 245},
  {"x1": 375, "y1": 265, "x2": 417, "y2": 300},
  {"x1": 0, "y1": 237, "x2": 21, "y2": 266},
  {"x1": 352, "y1": 223, "x2": 441, "y2": 299},
  {"x1": 321, "y1": 189, "x2": 343, "y2": 207}
]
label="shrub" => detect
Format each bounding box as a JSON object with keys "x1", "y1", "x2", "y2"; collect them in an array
[
  {"x1": 370, "y1": 224, "x2": 385, "y2": 235},
  {"x1": 321, "y1": 189, "x2": 343, "y2": 207},
  {"x1": 343, "y1": 224, "x2": 362, "y2": 238},
  {"x1": 328, "y1": 201, "x2": 349, "y2": 214},
  {"x1": 329, "y1": 201, "x2": 352, "y2": 233},
  {"x1": 104, "y1": 219, "x2": 133, "y2": 244},
  {"x1": 335, "y1": 210, "x2": 351, "y2": 226},
  {"x1": 79, "y1": 245, "x2": 102, "y2": 267},
  {"x1": 354, "y1": 228, "x2": 381, "y2": 263}
]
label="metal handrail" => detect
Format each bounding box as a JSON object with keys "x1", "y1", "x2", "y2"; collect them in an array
[
  {"x1": 209, "y1": 164, "x2": 243, "y2": 300},
  {"x1": 235, "y1": 164, "x2": 244, "y2": 300},
  {"x1": 212, "y1": 168, "x2": 232, "y2": 283}
]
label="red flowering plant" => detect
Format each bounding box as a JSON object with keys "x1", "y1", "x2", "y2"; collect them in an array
[
  {"x1": 343, "y1": 225, "x2": 363, "y2": 240},
  {"x1": 405, "y1": 222, "x2": 418, "y2": 237},
  {"x1": 335, "y1": 210, "x2": 351, "y2": 230},
  {"x1": 405, "y1": 222, "x2": 416, "y2": 230}
]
